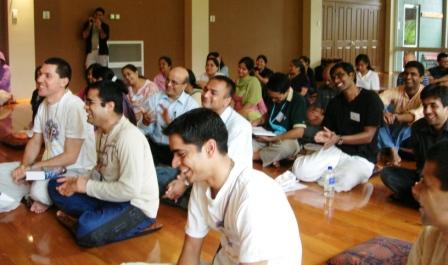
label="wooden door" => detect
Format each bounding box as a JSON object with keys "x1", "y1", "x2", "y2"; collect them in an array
[
  {"x1": 322, "y1": 0, "x2": 384, "y2": 71},
  {"x1": 0, "y1": 0, "x2": 8, "y2": 58}
]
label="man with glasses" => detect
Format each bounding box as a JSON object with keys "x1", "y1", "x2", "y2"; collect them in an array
[
  {"x1": 293, "y1": 62, "x2": 384, "y2": 192},
  {"x1": 138, "y1": 67, "x2": 198, "y2": 165}
]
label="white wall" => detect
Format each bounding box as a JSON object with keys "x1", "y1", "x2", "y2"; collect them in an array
[{"x1": 8, "y1": 0, "x2": 36, "y2": 100}]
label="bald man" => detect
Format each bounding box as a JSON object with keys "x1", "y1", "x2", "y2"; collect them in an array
[{"x1": 137, "y1": 67, "x2": 199, "y2": 165}]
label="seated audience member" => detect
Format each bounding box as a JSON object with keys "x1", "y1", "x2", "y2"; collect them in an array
[
  {"x1": 253, "y1": 73, "x2": 307, "y2": 167},
  {"x1": 293, "y1": 62, "x2": 383, "y2": 192},
  {"x1": 0, "y1": 57, "x2": 96, "y2": 213},
  {"x1": 77, "y1": 63, "x2": 102, "y2": 100},
  {"x1": 396, "y1": 51, "x2": 416, "y2": 86},
  {"x1": 153, "y1": 56, "x2": 172, "y2": 91},
  {"x1": 299, "y1": 55, "x2": 316, "y2": 89},
  {"x1": 185, "y1": 69, "x2": 202, "y2": 106},
  {"x1": 157, "y1": 76, "x2": 253, "y2": 209},
  {"x1": 138, "y1": 67, "x2": 198, "y2": 165},
  {"x1": 378, "y1": 61, "x2": 425, "y2": 165},
  {"x1": 301, "y1": 104, "x2": 325, "y2": 144},
  {"x1": 207, "y1": 51, "x2": 229, "y2": 77},
  {"x1": 289, "y1": 58, "x2": 310, "y2": 96},
  {"x1": 428, "y1": 52, "x2": 448, "y2": 86},
  {"x1": 196, "y1": 57, "x2": 223, "y2": 89},
  {"x1": 254, "y1": 54, "x2": 274, "y2": 86},
  {"x1": 48, "y1": 80, "x2": 159, "y2": 247},
  {"x1": 381, "y1": 85, "x2": 448, "y2": 208},
  {"x1": 31, "y1": 66, "x2": 44, "y2": 124},
  {"x1": 122, "y1": 64, "x2": 159, "y2": 120},
  {"x1": 407, "y1": 140, "x2": 448, "y2": 264},
  {"x1": 355, "y1": 54, "x2": 380, "y2": 92},
  {"x1": 164, "y1": 108, "x2": 302, "y2": 265},
  {"x1": 0, "y1": 51, "x2": 10, "y2": 92},
  {"x1": 233, "y1": 56, "x2": 266, "y2": 123},
  {"x1": 316, "y1": 62, "x2": 339, "y2": 111}
]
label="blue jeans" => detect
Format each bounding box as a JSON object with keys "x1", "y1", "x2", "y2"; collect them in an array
[
  {"x1": 156, "y1": 166, "x2": 190, "y2": 210},
  {"x1": 48, "y1": 179, "x2": 155, "y2": 247},
  {"x1": 377, "y1": 123, "x2": 411, "y2": 149},
  {"x1": 380, "y1": 166, "x2": 420, "y2": 208}
]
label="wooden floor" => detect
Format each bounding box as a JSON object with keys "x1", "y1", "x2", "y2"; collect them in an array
[{"x1": 0, "y1": 103, "x2": 422, "y2": 265}]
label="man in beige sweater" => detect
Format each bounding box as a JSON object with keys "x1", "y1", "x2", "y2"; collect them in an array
[
  {"x1": 408, "y1": 140, "x2": 448, "y2": 264},
  {"x1": 48, "y1": 79, "x2": 159, "y2": 247}
]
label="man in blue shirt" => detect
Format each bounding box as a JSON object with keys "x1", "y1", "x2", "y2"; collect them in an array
[{"x1": 137, "y1": 67, "x2": 198, "y2": 165}]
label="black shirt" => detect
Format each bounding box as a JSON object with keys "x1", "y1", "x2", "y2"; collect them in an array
[
  {"x1": 290, "y1": 73, "x2": 310, "y2": 95},
  {"x1": 323, "y1": 89, "x2": 384, "y2": 162},
  {"x1": 316, "y1": 84, "x2": 338, "y2": 111},
  {"x1": 265, "y1": 89, "x2": 307, "y2": 132},
  {"x1": 411, "y1": 118, "x2": 448, "y2": 173}
]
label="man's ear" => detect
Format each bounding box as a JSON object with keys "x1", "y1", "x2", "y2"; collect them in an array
[
  {"x1": 204, "y1": 139, "x2": 217, "y2": 157},
  {"x1": 60, "y1": 77, "x2": 69, "y2": 89},
  {"x1": 105, "y1": 100, "x2": 115, "y2": 111}
]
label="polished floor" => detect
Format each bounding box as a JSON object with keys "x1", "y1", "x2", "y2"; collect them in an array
[{"x1": 0, "y1": 103, "x2": 422, "y2": 265}]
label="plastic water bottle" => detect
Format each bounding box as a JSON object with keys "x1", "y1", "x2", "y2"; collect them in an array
[
  {"x1": 44, "y1": 167, "x2": 67, "y2": 180},
  {"x1": 323, "y1": 166, "x2": 335, "y2": 198}
]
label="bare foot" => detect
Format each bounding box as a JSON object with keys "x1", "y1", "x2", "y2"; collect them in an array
[
  {"x1": 30, "y1": 201, "x2": 49, "y2": 214},
  {"x1": 391, "y1": 148, "x2": 401, "y2": 166}
]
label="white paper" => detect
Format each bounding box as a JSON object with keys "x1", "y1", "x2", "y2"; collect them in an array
[
  {"x1": 25, "y1": 171, "x2": 46, "y2": 181},
  {"x1": 275, "y1": 170, "x2": 308, "y2": 193},
  {"x1": 252, "y1": 126, "x2": 276, "y2": 137}
]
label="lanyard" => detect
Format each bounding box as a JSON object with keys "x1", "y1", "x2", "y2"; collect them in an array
[{"x1": 268, "y1": 101, "x2": 287, "y2": 135}]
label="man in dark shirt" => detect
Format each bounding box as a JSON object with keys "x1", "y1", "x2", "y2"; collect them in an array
[
  {"x1": 381, "y1": 85, "x2": 448, "y2": 207},
  {"x1": 293, "y1": 62, "x2": 384, "y2": 192},
  {"x1": 428, "y1": 52, "x2": 448, "y2": 85},
  {"x1": 82, "y1": 7, "x2": 110, "y2": 68},
  {"x1": 253, "y1": 73, "x2": 307, "y2": 167}
]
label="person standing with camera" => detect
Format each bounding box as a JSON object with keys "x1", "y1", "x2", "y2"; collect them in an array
[{"x1": 82, "y1": 7, "x2": 110, "y2": 69}]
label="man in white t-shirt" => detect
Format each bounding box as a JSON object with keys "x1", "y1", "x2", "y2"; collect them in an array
[
  {"x1": 407, "y1": 140, "x2": 448, "y2": 264},
  {"x1": 0, "y1": 57, "x2": 96, "y2": 213},
  {"x1": 158, "y1": 76, "x2": 253, "y2": 209},
  {"x1": 164, "y1": 108, "x2": 301, "y2": 265}
]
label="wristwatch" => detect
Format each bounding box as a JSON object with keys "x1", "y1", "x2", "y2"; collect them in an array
[{"x1": 337, "y1": 135, "x2": 344, "y2": 145}]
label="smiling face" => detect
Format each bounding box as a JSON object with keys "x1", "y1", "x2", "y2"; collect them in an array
[
  {"x1": 84, "y1": 88, "x2": 109, "y2": 126},
  {"x1": 205, "y1": 59, "x2": 219, "y2": 77},
  {"x1": 422, "y1": 96, "x2": 448, "y2": 129},
  {"x1": 201, "y1": 79, "x2": 231, "y2": 114},
  {"x1": 237, "y1": 63, "x2": 249, "y2": 78},
  {"x1": 331, "y1": 67, "x2": 356, "y2": 92},
  {"x1": 159, "y1": 59, "x2": 171, "y2": 76},
  {"x1": 121, "y1": 68, "x2": 139, "y2": 87},
  {"x1": 403, "y1": 66, "x2": 423, "y2": 91},
  {"x1": 256, "y1": 57, "x2": 266, "y2": 70},
  {"x1": 37, "y1": 63, "x2": 68, "y2": 99},
  {"x1": 169, "y1": 134, "x2": 211, "y2": 183},
  {"x1": 413, "y1": 160, "x2": 448, "y2": 227}
]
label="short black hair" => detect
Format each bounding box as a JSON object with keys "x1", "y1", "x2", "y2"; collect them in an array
[
  {"x1": 425, "y1": 140, "x2": 448, "y2": 191},
  {"x1": 290, "y1": 58, "x2": 305, "y2": 73},
  {"x1": 330, "y1": 62, "x2": 356, "y2": 81},
  {"x1": 159, "y1": 56, "x2": 172, "y2": 67},
  {"x1": 404, "y1": 61, "x2": 425, "y2": 77},
  {"x1": 437, "y1": 52, "x2": 448, "y2": 62},
  {"x1": 256, "y1": 54, "x2": 268, "y2": 63},
  {"x1": 87, "y1": 80, "x2": 126, "y2": 114},
  {"x1": 299, "y1": 56, "x2": 310, "y2": 65},
  {"x1": 95, "y1": 7, "x2": 105, "y2": 14},
  {"x1": 420, "y1": 84, "x2": 448, "y2": 107},
  {"x1": 43, "y1": 57, "x2": 72, "y2": 86},
  {"x1": 210, "y1": 75, "x2": 236, "y2": 97},
  {"x1": 266, "y1": 72, "x2": 290, "y2": 93},
  {"x1": 34, "y1": 65, "x2": 42, "y2": 81},
  {"x1": 93, "y1": 66, "x2": 116, "y2": 82},
  {"x1": 163, "y1": 108, "x2": 228, "y2": 154}
]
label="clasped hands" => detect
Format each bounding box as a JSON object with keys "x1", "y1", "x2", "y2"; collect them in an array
[{"x1": 314, "y1": 127, "x2": 340, "y2": 148}]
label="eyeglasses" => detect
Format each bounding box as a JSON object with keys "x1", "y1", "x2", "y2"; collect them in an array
[{"x1": 331, "y1": 72, "x2": 347, "y2": 80}]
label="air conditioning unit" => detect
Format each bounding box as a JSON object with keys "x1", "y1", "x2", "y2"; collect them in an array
[{"x1": 107, "y1": 40, "x2": 144, "y2": 78}]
